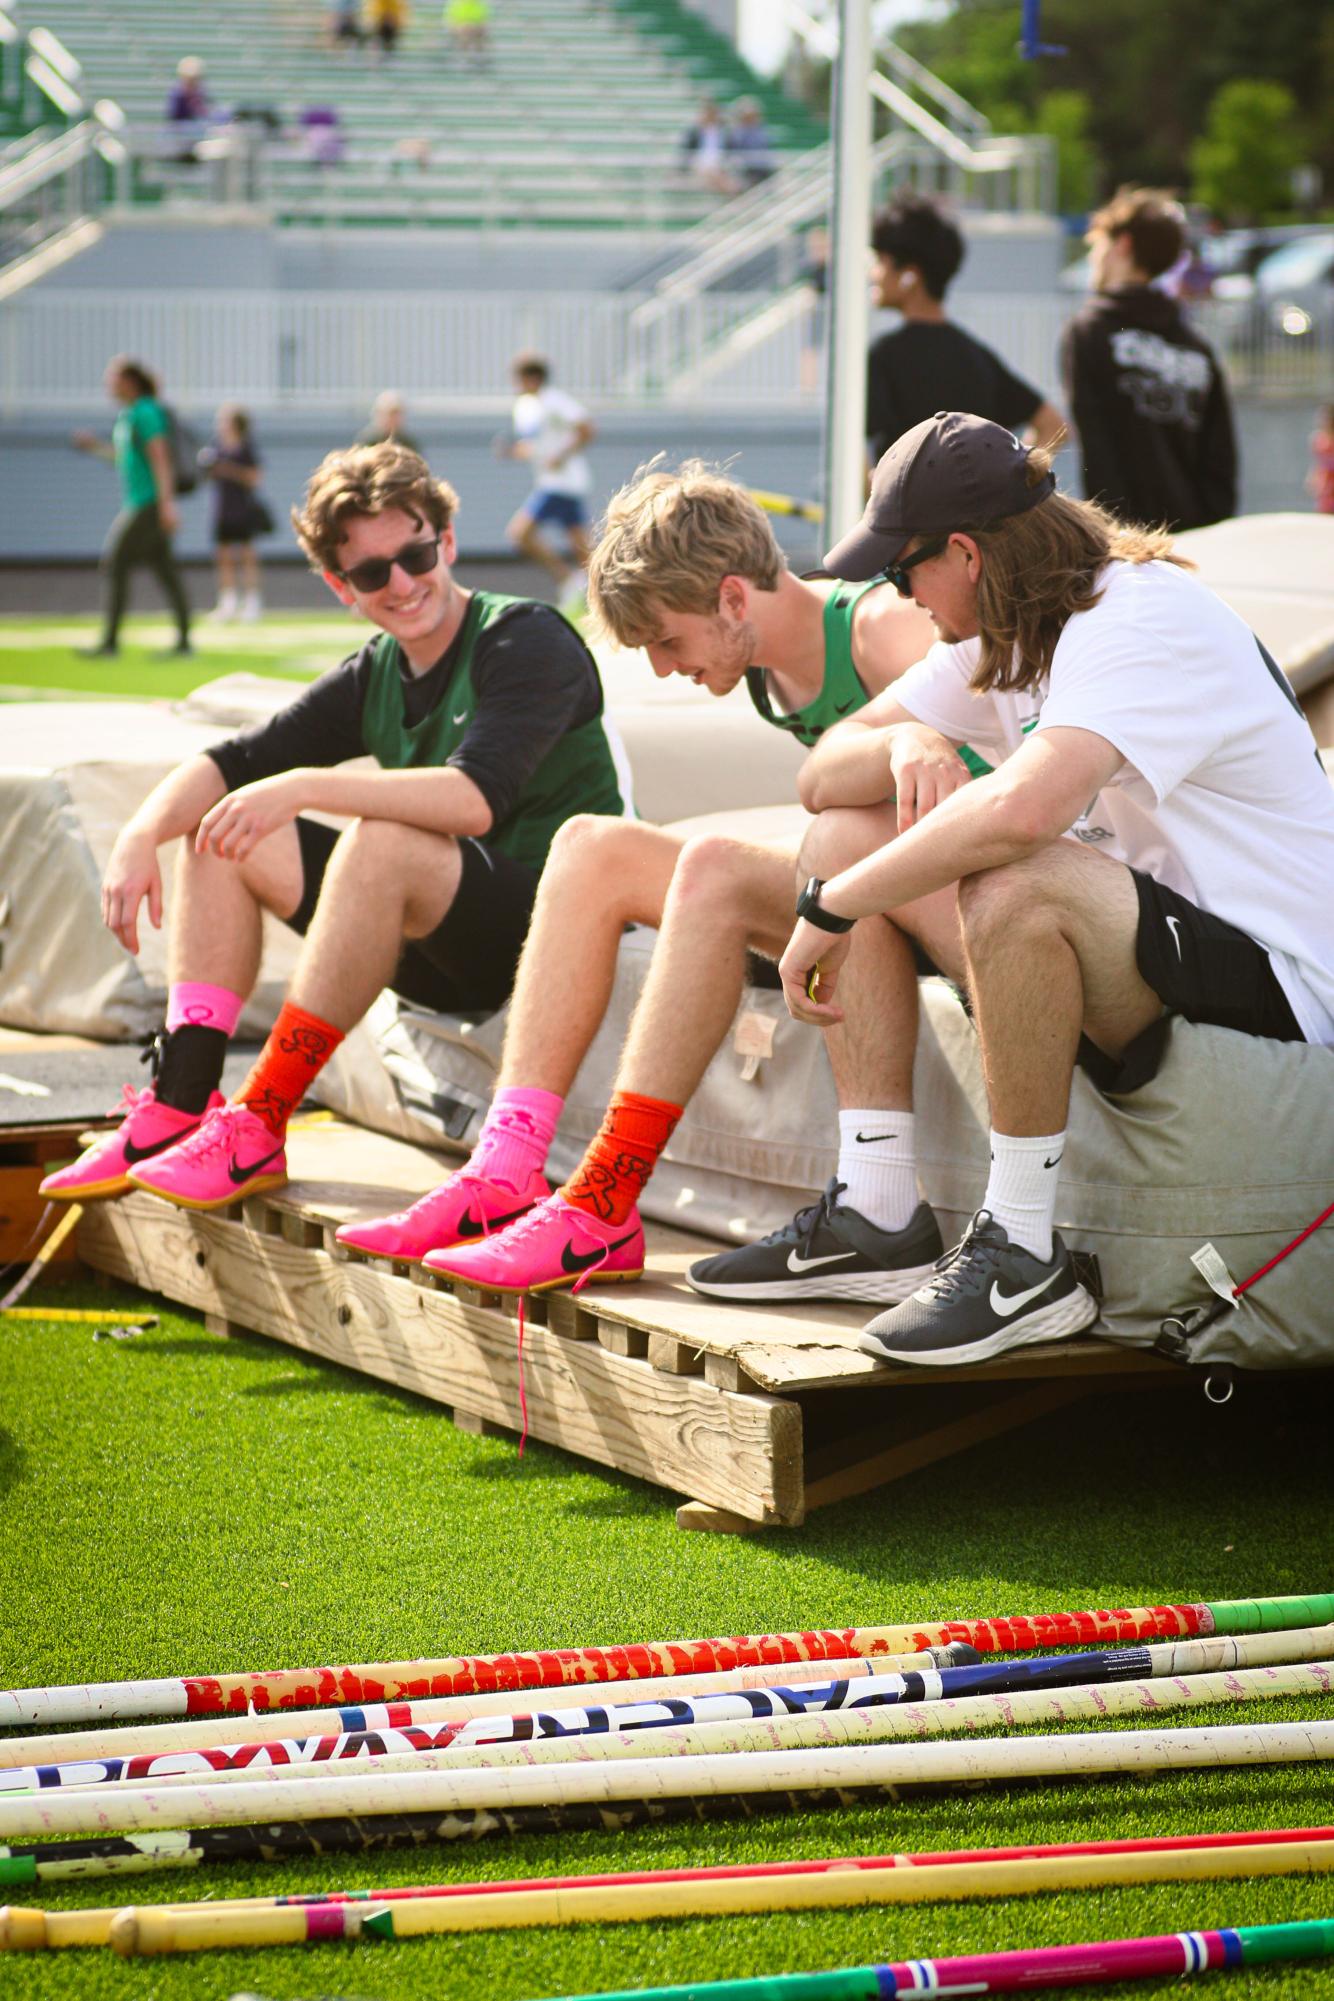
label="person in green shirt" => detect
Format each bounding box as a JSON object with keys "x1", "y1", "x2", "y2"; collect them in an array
[{"x1": 72, "y1": 355, "x2": 192, "y2": 657}]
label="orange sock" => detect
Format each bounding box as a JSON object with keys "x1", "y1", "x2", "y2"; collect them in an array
[
  {"x1": 236, "y1": 1001, "x2": 344, "y2": 1138},
  {"x1": 561, "y1": 1090, "x2": 683, "y2": 1226}
]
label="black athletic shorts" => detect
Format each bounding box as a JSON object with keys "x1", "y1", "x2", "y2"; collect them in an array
[
  {"x1": 1077, "y1": 871, "x2": 1304, "y2": 1097},
  {"x1": 290, "y1": 817, "x2": 539, "y2": 1017}
]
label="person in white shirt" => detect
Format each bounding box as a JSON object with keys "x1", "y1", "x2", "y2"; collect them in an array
[
  {"x1": 777, "y1": 410, "x2": 1334, "y2": 1367},
  {"x1": 502, "y1": 353, "x2": 597, "y2": 611}
]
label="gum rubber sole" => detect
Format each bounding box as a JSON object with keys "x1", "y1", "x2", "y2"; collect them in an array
[{"x1": 124, "y1": 1172, "x2": 289, "y2": 1213}]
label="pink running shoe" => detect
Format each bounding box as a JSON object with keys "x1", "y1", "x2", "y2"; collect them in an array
[
  {"x1": 425, "y1": 1192, "x2": 644, "y2": 1294},
  {"x1": 336, "y1": 1165, "x2": 549, "y2": 1261},
  {"x1": 127, "y1": 1102, "x2": 288, "y2": 1210},
  {"x1": 39, "y1": 1086, "x2": 226, "y2": 1202}
]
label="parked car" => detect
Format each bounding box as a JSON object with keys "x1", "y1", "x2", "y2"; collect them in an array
[{"x1": 1239, "y1": 230, "x2": 1334, "y2": 340}]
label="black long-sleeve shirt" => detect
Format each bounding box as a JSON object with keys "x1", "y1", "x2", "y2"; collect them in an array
[{"x1": 1061, "y1": 287, "x2": 1238, "y2": 531}]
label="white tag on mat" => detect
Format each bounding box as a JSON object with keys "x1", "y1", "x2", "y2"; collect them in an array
[
  {"x1": 1191, "y1": 1242, "x2": 1239, "y2": 1305},
  {"x1": 733, "y1": 1008, "x2": 778, "y2": 1083}
]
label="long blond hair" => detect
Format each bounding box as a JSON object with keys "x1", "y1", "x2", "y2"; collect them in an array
[{"x1": 970, "y1": 452, "x2": 1191, "y2": 693}]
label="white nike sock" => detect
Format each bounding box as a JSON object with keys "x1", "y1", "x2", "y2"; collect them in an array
[
  {"x1": 836, "y1": 1109, "x2": 918, "y2": 1232},
  {"x1": 982, "y1": 1129, "x2": 1066, "y2": 1262}
]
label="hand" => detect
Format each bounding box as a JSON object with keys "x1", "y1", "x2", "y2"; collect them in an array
[
  {"x1": 888, "y1": 723, "x2": 971, "y2": 833},
  {"x1": 196, "y1": 772, "x2": 306, "y2": 863},
  {"x1": 158, "y1": 497, "x2": 180, "y2": 536},
  {"x1": 102, "y1": 830, "x2": 163, "y2": 955},
  {"x1": 778, "y1": 916, "x2": 853, "y2": 1027},
  {"x1": 71, "y1": 429, "x2": 98, "y2": 453}
]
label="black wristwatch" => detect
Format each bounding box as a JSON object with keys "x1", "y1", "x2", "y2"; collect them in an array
[{"x1": 796, "y1": 876, "x2": 856, "y2": 934}]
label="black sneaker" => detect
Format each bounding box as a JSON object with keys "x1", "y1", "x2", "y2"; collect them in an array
[
  {"x1": 686, "y1": 1178, "x2": 944, "y2": 1304},
  {"x1": 859, "y1": 1209, "x2": 1098, "y2": 1367}
]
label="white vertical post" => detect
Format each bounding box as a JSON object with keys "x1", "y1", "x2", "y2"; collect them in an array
[{"x1": 822, "y1": 0, "x2": 873, "y2": 553}]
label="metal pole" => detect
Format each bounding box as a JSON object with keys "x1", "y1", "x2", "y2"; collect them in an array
[{"x1": 821, "y1": 0, "x2": 873, "y2": 551}]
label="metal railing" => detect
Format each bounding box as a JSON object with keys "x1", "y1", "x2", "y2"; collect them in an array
[{"x1": 3, "y1": 285, "x2": 1318, "y2": 419}]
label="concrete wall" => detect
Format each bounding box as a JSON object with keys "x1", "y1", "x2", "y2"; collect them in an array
[{"x1": 0, "y1": 399, "x2": 1315, "y2": 568}]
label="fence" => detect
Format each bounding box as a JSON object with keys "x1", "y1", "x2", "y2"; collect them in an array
[{"x1": 0, "y1": 287, "x2": 1325, "y2": 418}]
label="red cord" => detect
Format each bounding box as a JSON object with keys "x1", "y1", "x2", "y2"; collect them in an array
[
  {"x1": 515, "y1": 1296, "x2": 528, "y2": 1459},
  {"x1": 1233, "y1": 1198, "x2": 1334, "y2": 1297}
]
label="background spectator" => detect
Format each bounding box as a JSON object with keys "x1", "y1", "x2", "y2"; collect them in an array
[
  {"x1": 324, "y1": 2, "x2": 364, "y2": 49},
  {"x1": 1309, "y1": 403, "x2": 1334, "y2": 515},
  {"x1": 679, "y1": 97, "x2": 735, "y2": 195},
  {"x1": 1062, "y1": 185, "x2": 1237, "y2": 530},
  {"x1": 727, "y1": 97, "x2": 774, "y2": 190},
  {"x1": 356, "y1": 390, "x2": 423, "y2": 455},
  {"x1": 71, "y1": 356, "x2": 192, "y2": 658},
  {"x1": 365, "y1": 0, "x2": 409, "y2": 58},
  {"x1": 165, "y1": 56, "x2": 212, "y2": 163},
  {"x1": 866, "y1": 193, "x2": 1064, "y2": 465},
  {"x1": 443, "y1": 0, "x2": 491, "y2": 67},
  {"x1": 199, "y1": 404, "x2": 270, "y2": 623}
]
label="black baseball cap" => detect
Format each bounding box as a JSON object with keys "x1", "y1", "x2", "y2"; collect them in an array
[{"x1": 823, "y1": 411, "x2": 1055, "y2": 580}]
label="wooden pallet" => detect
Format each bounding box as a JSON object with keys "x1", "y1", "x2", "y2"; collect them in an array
[{"x1": 73, "y1": 1115, "x2": 1186, "y2": 1530}]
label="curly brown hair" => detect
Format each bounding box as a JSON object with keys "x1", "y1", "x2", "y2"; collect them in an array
[
  {"x1": 968, "y1": 449, "x2": 1191, "y2": 694},
  {"x1": 291, "y1": 443, "x2": 459, "y2": 573}
]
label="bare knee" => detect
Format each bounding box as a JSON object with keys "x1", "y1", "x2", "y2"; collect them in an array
[
  {"x1": 668, "y1": 835, "x2": 774, "y2": 924},
  {"x1": 958, "y1": 852, "x2": 1061, "y2": 945},
  {"x1": 799, "y1": 804, "x2": 896, "y2": 880},
  {"x1": 545, "y1": 814, "x2": 675, "y2": 910},
  {"x1": 333, "y1": 817, "x2": 457, "y2": 890}
]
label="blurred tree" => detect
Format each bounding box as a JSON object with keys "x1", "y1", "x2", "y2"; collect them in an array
[
  {"x1": 1032, "y1": 88, "x2": 1099, "y2": 216},
  {"x1": 1189, "y1": 80, "x2": 1305, "y2": 222}
]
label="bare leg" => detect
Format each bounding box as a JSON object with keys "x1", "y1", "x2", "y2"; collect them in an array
[
  {"x1": 567, "y1": 523, "x2": 592, "y2": 570},
  {"x1": 289, "y1": 818, "x2": 462, "y2": 1031},
  {"x1": 958, "y1": 844, "x2": 1162, "y2": 1135},
  {"x1": 169, "y1": 823, "x2": 305, "y2": 993},
  {"x1": 614, "y1": 835, "x2": 797, "y2": 1105},
  {"x1": 507, "y1": 510, "x2": 569, "y2": 584},
  {"x1": 216, "y1": 546, "x2": 235, "y2": 601},
  {"x1": 498, "y1": 815, "x2": 686, "y2": 1093},
  {"x1": 240, "y1": 545, "x2": 260, "y2": 593}
]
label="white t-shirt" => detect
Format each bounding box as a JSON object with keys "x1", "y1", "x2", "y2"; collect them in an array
[
  {"x1": 891, "y1": 559, "x2": 1334, "y2": 1045},
  {"x1": 512, "y1": 385, "x2": 592, "y2": 498}
]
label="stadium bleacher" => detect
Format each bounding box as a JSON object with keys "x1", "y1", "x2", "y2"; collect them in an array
[{"x1": 20, "y1": 0, "x2": 825, "y2": 228}]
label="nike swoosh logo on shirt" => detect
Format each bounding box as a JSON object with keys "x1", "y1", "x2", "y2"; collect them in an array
[
  {"x1": 122, "y1": 1130, "x2": 192, "y2": 1166},
  {"x1": 227, "y1": 1144, "x2": 286, "y2": 1185},
  {"x1": 855, "y1": 1130, "x2": 899, "y2": 1144},
  {"x1": 1166, "y1": 914, "x2": 1184, "y2": 958},
  {"x1": 560, "y1": 1232, "x2": 637, "y2": 1275},
  {"x1": 989, "y1": 1270, "x2": 1061, "y2": 1318},
  {"x1": 787, "y1": 1248, "x2": 859, "y2": 1274},
  {"x1": 453, "y1": 711, "x2": 469, "y2": 726},
  {"x1": 457, "y1": 1203, "x2": 533, "y2": 1238}
]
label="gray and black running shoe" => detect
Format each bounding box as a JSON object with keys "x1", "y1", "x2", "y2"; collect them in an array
[
  {"x1": 687, "y1": 1178, "x2": 944, "y2": 1304},
  {"x1": 858, "y1": 1208, "x2": 1099, "y2": 1366}
]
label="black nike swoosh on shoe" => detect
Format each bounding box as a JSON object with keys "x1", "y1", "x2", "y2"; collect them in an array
[
  {"x1": 457, "y1": 1202, "x2": 535, "y2": 1238},
  {"x1": 560, "y1": 1232, "x2": 637, "y2": 1276},
  {"x1": 122, "y1": 1129, "x2": 194, "y2": 1167},
  {"x1": 227, "y1": 1145, "x2": 286, "y2": 1185},
  {"x1": 855, "y1": 1130, "x2": 899, "y2": 1144}
]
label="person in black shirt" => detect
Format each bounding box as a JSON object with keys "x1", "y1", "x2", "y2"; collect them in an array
[
  {"x1": 1062, "y1": 186, "x2": 1237, "y2": 531},
  {"x1": 42, "y1": 444, "x2": 626, "y2": 1214},
  {"x1": 866, "y1": 194, "x2": 1064, "y2": 467}
]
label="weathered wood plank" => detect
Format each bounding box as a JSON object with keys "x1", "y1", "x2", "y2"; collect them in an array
[{"x1": 78, "y1": 1196, "x2": 804, "y2": 1525}]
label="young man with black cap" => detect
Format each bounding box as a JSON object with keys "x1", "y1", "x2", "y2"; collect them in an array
[{"x1": 778, "y1": 411, "x2": 1334, "y2": 1366}]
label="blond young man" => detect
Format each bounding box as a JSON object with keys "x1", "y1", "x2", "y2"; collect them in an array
[
  {"x1": 44, "y1": 444, "x2": 627, "y2": 1211},
  {"x1": 776, "y1": 411, "x2": 1334, "y2": 1366},
  {"x1": 341, "y1": 463, "x2": 969, "y2": 1302}
]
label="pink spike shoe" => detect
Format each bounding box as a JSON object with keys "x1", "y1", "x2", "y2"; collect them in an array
[
  {"x1": 425, "y1": 1192, "x2": 645, "y2": 1294},
  {"x1": 335, "y1": 1165, "x2": 550, "y2": 1261},
  {"x1": 127, "y1": 1102, "x2": 288, "y2": 1210},
  {"x1": 39, "y1": 1086, "x2": 226, "y2": 1202}
]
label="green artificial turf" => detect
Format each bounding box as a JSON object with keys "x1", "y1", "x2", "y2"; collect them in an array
[
  {"x1": 3, "y1": 1276, "x2": 1333, "y2": 1999},
  {"x1": 0, "y1": 613, "x2": 346, "y2": 700}
]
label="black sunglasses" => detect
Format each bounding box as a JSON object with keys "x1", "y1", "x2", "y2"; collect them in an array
[
  {"x1": 883, "y1": 534, "x2": 950, "y2": 599},
  {"x1": 338, "y1": 534, "x2": 440, "y2": 595}
]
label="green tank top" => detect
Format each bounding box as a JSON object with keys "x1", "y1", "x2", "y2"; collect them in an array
[
  {"x1": 360, "y1": 591, "x2": 626, "y2": 873},
  {"x1": 744, "y1": 578, "x2": 991, "y2": 775}
]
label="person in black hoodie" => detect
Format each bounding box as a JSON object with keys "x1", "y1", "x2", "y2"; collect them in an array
[{"x1": 1062, "y1": 187, "x2": 1237, "y2": 531}]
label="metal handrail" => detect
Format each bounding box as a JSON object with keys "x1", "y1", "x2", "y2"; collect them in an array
[{"x1": 869, "y1": 1, "x2": 992, "y2": 136}]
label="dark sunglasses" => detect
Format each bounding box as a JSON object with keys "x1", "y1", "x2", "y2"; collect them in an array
[
  {"x1": 883, "y1": 534, "x2": 950, "y2": 598},
  {"x1": 338, "y1": 535, "x2": 440, "y2": 595}
]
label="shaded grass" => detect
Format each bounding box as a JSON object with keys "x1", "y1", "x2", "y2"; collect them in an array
[
  {"x1": 0, "y1": 613, "x2": 348, "y2": 700},
  {"x1": 2, "y1": 1276, "x2": 1333, "y2": 1997}
]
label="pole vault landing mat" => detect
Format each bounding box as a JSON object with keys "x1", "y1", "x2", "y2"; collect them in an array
[{"x1": 74, "y1": 1116, "x2": 1188, "y2": 1532}]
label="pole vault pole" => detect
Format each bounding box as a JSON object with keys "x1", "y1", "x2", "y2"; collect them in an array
[{"x1": 821, "y1": 0, "x2": 873, "y2": 546}]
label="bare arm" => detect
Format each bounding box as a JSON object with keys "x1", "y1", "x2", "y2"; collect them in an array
[
  {"x1": 780, "y1": 727, "x2": 1125, "y2": 1022},
  {"x1": 194, "y1": 762, "x2": 492, "y2": 865},
  {"x1": 146, "y1": 432, "x2": 178, "y2": 533},
  {"x1": 72, "y1": 432, "x2": 115, "y2": 462},
  {"x1": 797, "y1": 691, "x2": 969, "y2": 827},
  {"x1": 102, "y1": 756, "x2": 229, "y2": 953}
]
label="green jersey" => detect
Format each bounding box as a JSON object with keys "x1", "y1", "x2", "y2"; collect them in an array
[{"x1": 113, "y1": 396, "x2": 169, "y2": 511}]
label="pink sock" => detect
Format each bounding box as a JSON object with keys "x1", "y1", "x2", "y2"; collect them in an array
[
  {"x1": 166, "y1": 981, "x2": 246, "y2": 1037},
  {"x1": 469, "y1": 1086, "x2": 563, "y2": 1192}
]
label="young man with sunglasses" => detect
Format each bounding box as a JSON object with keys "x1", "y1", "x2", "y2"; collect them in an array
[
  {"x1": 776, "y1": 410, "x2": 1334, "y2": 1365},
  {"x1": 44, "y1": 444, "x2": 628, "y2": 1210},
  {"x1": 339, "y1": 461, "x2": 973, "y2": 1303}
]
